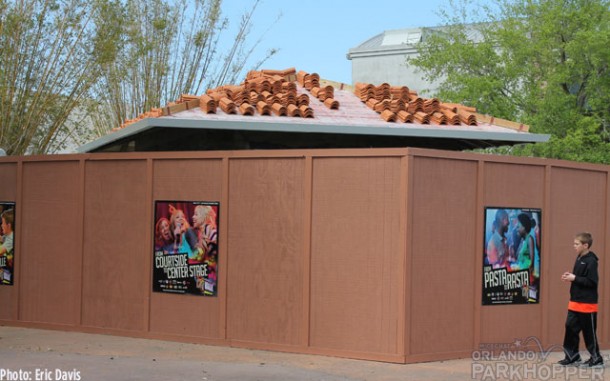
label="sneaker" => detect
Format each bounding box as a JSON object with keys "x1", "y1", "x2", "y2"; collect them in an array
[
  {"x1": 558, "y1": 355, "x2": 582, "y2": 366},
  {"x1": 581, "y1": 357, "x2": 604, "y2": 367}
]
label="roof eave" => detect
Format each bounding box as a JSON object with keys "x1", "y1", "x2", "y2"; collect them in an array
[
  {"x1": 347, "y1": 44, "x2": 419, "y2": 60},
  {"x1": 77, "y1": 117, "x2": 550, "y2": 153}
]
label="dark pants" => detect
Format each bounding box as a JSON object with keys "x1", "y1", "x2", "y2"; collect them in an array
[{"x1": 563, "y1": 310, "x2": 601, "y2": 360}]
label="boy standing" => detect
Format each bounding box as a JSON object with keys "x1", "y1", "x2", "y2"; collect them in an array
[{"x1": 558, "y1": 232, "x2": 603, "y2": 367}]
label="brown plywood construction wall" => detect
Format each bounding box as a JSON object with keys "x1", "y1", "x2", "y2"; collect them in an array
[
  {"x1": 20, "y1": 161, "x2": 82, "y2": 326},
  {"x1": 0, "y1": 148, "x2": 609, "y2": 364},
  {"x1": 409, "y1": 156, "x2": 477, "y2": 359},
  {"x1": 546, "y1": 168, "x2": 608, "y2": 346},
  {"x1": 227, "y1": 158, "x2": 305, "y2": 348},
  {"x1": 81, "y1": 160, "x2": 150, "y2": 332},
  {"x1": 310, "y1": 157, "x2": 403, "y2": 362}
]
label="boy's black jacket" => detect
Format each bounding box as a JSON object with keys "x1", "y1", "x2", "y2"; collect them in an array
[{"x1": 570, "y1": 251, "x2": 599, "y2": 304}]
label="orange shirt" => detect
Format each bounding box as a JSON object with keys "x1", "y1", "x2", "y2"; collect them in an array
[{"x1": 568, "y1": 301, "x2": 598, "y2": 313}]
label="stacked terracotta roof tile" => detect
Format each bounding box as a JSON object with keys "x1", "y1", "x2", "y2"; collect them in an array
[
  {"x1": 297, "y1": 71, "x2": 340, "y2": 110},
  {"x1": 117, "y1": 68, "x2": 320, "y2": 130},
  {"x1": 116, "y1": 108, "x2": 164, "y2": 131},
  {"x1": 355, "y1": 82, "x2": 478, "y2": 126},
  {"x1": 116, "y1": 67, "x2": 484, "y2": 131},
  {"x1": 194, "y1": 68, "x2": 312, "y2": 118}
]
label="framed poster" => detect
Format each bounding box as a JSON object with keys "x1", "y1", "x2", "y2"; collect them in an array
[
  {"x1": 153, "y1": 201, "x2": 219, "y2": 296},
  {"x1": 483, "y1": 207, "x2": 541, "y2": 305},
  {"x1": 0, "y1": 202, "x2": 15, "y2": 285}
]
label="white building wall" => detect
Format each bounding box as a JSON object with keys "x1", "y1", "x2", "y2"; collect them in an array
[
  {"x1": 350, "y1": 52, "x2": 441, "y2": 97},
  {"x1": 349, "y1": 25, "x2": 484, "y2": 97}
]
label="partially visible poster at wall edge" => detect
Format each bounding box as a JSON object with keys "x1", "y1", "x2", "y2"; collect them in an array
[
  {"x1": 0, "y1": 202, "x2": 15, "y2": 286},
  {"x1": 483, "y1": 207, "x2": 541, "y2": 305},
  {"x1": 153, "y1": 201, "x2": 219, "y2": 296}
]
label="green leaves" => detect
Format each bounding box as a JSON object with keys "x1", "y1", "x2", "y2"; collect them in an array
[
  {"x1": 0, "y1": 0, "x2": 279, "y2": 153},
  {"x1": 514, "y1": 118, "x2": 610, "y2": 164},
  {"x1": 411, "y1": 0, "x2": 610, "y2": 164},
  {"x1": 0, "y1": 0, "x2": 102, "y2": 154},
  {"x1": 89, "y1": 0, "x2": 278, "y2": 136}
]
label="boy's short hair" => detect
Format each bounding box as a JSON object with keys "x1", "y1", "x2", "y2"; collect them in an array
[{"x1": 575, "y1": 232, "x2": 593, "y2": 248}]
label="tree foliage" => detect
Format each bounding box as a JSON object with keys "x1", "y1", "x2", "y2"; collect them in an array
[
  {"x1": 0, "y1": 0, "x2": 277, "y2": 154},
  {"x1": 89, "y1": 0, "x2": 277, "y2": 136},
  {"x1": 0, "y1": 0, "x2": 103, "y2": 155},
  {"x1": 410, "y1": 0, "x2": 610, "y2": 164}
]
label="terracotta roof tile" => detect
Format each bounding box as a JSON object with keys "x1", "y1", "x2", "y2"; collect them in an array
[
  {"x1": 390, "y1": 86, "x2": 410, "y2": 100},
  {"x1": 115, "y1": 67, "x2": 531, "y2": 134},
  {"x1": 276, "y1": 92, "x2": 296, "y2": 106},
  {"x1": 459, "y1": 111, "x2": 477, "y2": 126},
  {"x1": 354, "y1": 83, "x2": 375, "y2": 101},
  {"x1": 373, "y1": 99, "x2": 390, "y2": 113},
  {"x1": 299, "y1": 104, "x2": 314, "y2": 118},
  {"x1": 440, "y1": 103, "x2": 457, "y2": 113},
  {"x1": 238, "y1": 102, "x2": 255, "y2": 116},
  {"x1": 282, "y1": 82, "x2": 297, "y2": 92},
  {"x1": 199, "y1": 94, "x2": 217, "y2": 114},
  {"x1": 323, "y1": 98, "x2": 339, "y2": 110},
  {"x1": 313, "y1": 85, "x2": 334, "y2": 99},
  {"x1": 380, "y1": 109, "x2": 397, "y2": 122},
  {"x1": 297, "y1": 94, "x2": 309, "y2": 106},
  {"x1": 249, "y1": 91, "x2": 265, "y2": 105},
  {"x1": 373, "y1": 83, "x2": 391, "y2": 101},
  {"x1": 406, "y1": 102, "x2": 420, "y2": 114},
  {"x1": 414, "y1": 111, "x2": 430, "y2": 124},
  {"x1": 271, "y1": 102, "x2": 287, "y2": 116},
  {"x1": 431, "y1": 111, "x2": 448, "y2": 125},
  {"x1": 219, "y1": 97, "x2": 236, "y2": 114},
  {"x1": 441, "y1": 109, "x2": 461, "y2": 125},
  {"x1": 365, "y1": 98, "x2": 379, "y2": 109},
  {"x1": 179, "y1": 94, "x2": 199, "y2": 103},
  {"x1": 256, "y1": 101, "x2": 271, "y2": 115},
  {"x1": 397, "y1": 110, "x2": 414, "y2": 123},
  {"x1": 297, "y1": 70, "x2": 320, "y2": 90},
  {"x1": 423, "y1": 98, "x2": 440, "y2": 113},
  {"x1": 389, "y1": 99, "x2": 405, "y2": 113},
  {"x1": 287, "y1": 104, "x2": 301, "y2": 117}
]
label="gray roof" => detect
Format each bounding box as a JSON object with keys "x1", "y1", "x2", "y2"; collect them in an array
[
  {"x1": 348, "y1": 25, "x2": 485, "y2": 59},
  {"x1": 355, "y1": 28, "x2": 424, "y2": 50},
  {"x1": 347, "y1": 28, "x2": 423, "y2": 59}
]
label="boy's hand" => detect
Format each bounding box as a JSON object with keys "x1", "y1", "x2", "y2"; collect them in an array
[{"x1": 561, "y1": 272, "x2": 575, "y2": 282}]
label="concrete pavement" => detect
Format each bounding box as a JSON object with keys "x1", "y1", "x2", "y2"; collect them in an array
[{"x1": 0, "y1": 326, "x2": 607, "y2": 380}]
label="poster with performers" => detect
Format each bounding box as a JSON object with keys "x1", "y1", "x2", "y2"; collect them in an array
[
  {"x1": 0, "y1": 202, "x2": 15, "y2": 286},
  {"x1": 153, "y1": 201, "x2": 219, "y2": 296},
  {"x1": 483, "y1": 207, "x2": 541, "y2": 305}
]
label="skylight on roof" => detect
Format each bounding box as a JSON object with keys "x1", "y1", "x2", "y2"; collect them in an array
[{"x1": 381, "y1": 29, "x2": 422, "y2": 46}]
